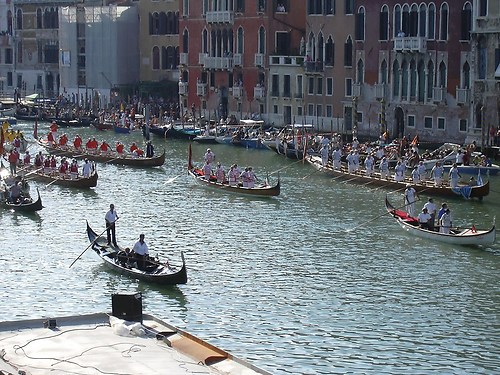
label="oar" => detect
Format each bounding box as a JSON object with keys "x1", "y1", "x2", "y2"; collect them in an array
[
  {"x1": 165, "y1": 174, "x2": 183, "y2": 184},
  {"x1": 69, "y1": 221, "x2": 117, "y2": 268},
  {"x1": 346, "y1": 198, "x2": 419, "y2": 233},
  {"x1": 302, "y1": 166, "x2": 324, "y2": 179},
  {"x1": 269, "y1": 158, "x2": 306, "y2": 175}
]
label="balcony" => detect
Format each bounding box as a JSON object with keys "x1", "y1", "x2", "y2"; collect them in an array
[
  {"x1": 233, "y1": 53, "x2": 242, "y2": 67},
  {"x1": 304, "y1": 61, "x2": 324, "y2": 73},
  {"x1": 393, "y1": 36, "x2": 427, "y2": 53},
  {"x1": 269, "y1": 56, "x2": 303, "y2": 66},
  {"x1": 254, "y1": 86, "x2": 265, "y2": 100},
  {"x1": 375, "y1": 84, "x2": 387, "y2": 99},
  {"x1": 179, "y1": 82, "x2": 188, "y2": 95},
  {"x1": 198, "y1": 53, "x2": 208, "y2": 65},
  {"x1": 433, "y1": 87, "x2": 446, "y2": 103},
  {"x1": 203, "y1": 56, "x2": 233, "y2": 70},
  {"x1": 352, "y1": 83, "x2": 362, "y2": 98},
  {"x1": 232, "y1": 86, "x2": 244, "y2": 98},
  {"x1": 456, "y1": 87, "x2": 470, "y2": 105},
  {"x1": 206, "y1": 11, "x2": 234, "y2": 24},
  {"x1": 179, "y1": 53, "x2": 188, "y2": 66},
  {"x1": 197, "y1": 83, "x2": 207, "y2": 96},
  {"x1": 254, "y1": 53, "x2": 265, "y2": 67}
]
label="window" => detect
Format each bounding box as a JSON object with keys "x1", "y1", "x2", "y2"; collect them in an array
[
  {"x1": 345, "y1": 78, "x2": 352, "y2": 96},
  {"x1": 308, "y1": 104, "x2": 314, "y2": 116},
  {"x1": 7, "y1": 72, "x2": 12, "y2": 87},
  {"x1": 326, "y1": 105, "x2": 333, "y2": 117},
  {"x1": 428, "y1": 3, "x2": 435, "y2": 39},
  {"x1": 408, "y1": 115, "x2": 415, "y2": 128},
  {"x1": 392, "y1": 60, "x2": 400, "y2": 98},
  {"x1": 258, "y1": 27, "x2": 265, "y2": 54},
  {"x1": 284, "y1": 75, "x2": 291, "y2": 97},
  {"x1": 356, "y1": 59, "x2": 364, "y2": 83},
  {"x1": 297, "y1": 106, "x2": 303, "y2": 116},
  {"x1": 182, "y1": 30, "x2": 189, "y2": 53},
  {"x1": 419, "y1": 4, "x2": 426, "y2": 37},
  {"x1": 16, "y1": 74, "x2": 22, "y2": 89},
  {"x1": 439, "y1": 3, "x2": 448, "y2": 41},
  {"x1": 325, "y1": 0, "x2": 335, "y2": 15},
  {"x1": 427, "y1": 60, "x2": 434, "y2": 99},
  {"x1": 258, "y1": 0, "x2": 266, "y2": 13},
  {"x1": 437, "y1": 117, "x2": 445, "y2": 130},
  {"x1": 344, "y1": 36, "x2": 352, "y2": 67},
  {"x1": 317, "y1": 105, "x2": 323, "y2": 117},
  {"x1": 355, "y1": 7, "x2": 365, "y2": 41},
  {"x1": 461, "y1": 3, "x2": 472, "y2": 41},
  {"x1": 272, "y1": 74, "x2": 279, "y2": 96},
  {"x1": 37, "y1": 8, "x2": 43, "y2": 29},
  {"x1": 424, "y1": 117, "x2": 433, "y2": 129},
  {"x1": 459, "y1": 119, "x2": 467, "y2": 132},
  {"x1": 297, "y1": 75, "x2": 303, "y2": 98},
  {"x1": 326, "y1": 77, "x2": 333, "y2": 96},
  {"x1": 345, "y1": 0, "x2": 354, "y2": 15},
  {"x1": 17, "y1": 41, "x2": 22, "y2": 64},
  {"x1": 16, "y1": 9, "x2": 22, "y2": 30},
  {"x1": 308, "y1": 77, "x2": 314, "y2": 95},
  {"x1": 317, "y1": 77, "x2": 323, "y2": 95},
  {"x1": 273, "y1": 105, "x2": 278, "y2": 114},
  {"x1": 235, "y1": 0, "x2": 245, "y2": 12},
  {"x1": 325, "y1": 36, "x2": 334, "y2": 66},
  {"x1": 5, "y1": 48, "x2": 13, "y2": 64},
  {"x1": 152, "y1": 46, "x2": 160, "y2": 69},
  {"x1": 379, "y1": 5, "x2": 388, "y2": 41},
  {"x1": 479, "y1": 0, "x2": 487, "y2": 17},
  {"x1": 438, "y1": 61, "x2": 447, "y2": 87},
  {"x1": 478, "y1": 37, "x2": 487, "y2": 79},
  {"x1": 182, "y1": 0, "x2": 189, "y2": 16}
]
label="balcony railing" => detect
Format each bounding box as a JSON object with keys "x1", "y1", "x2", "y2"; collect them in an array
[
  {"x1": 254, "y1": 53, "x2": 265, "y2": 67},
  {"x1": 456, "y1": 87, "x2": 470, "y2": 105},
  {"x1": 393, "y1": 36, "x2": 427, "y2": 53},
  {"x1": 433, "y1": 87, "x2": 446, "y2": 103},
  {"x1": 206, "y1": 11, "x2": 234, "y2": 24},
  {"x1": 198, "y1": 53, "x2": 208, "y2": 65},
  {"x1": 197, "y1": 83, "x2": 207, "y2": 96},
  {"x1": 179, "y1": 53, "x2": 188, "y2": 66},
  {"x1": 179, "y1": 82, "x2": 188, "y2": 95},
  {"x1": 375, "y1": 83, "x2": 387, "y2": 99},
  {"x1": 233, "y1": 53, "x2": 242, "y2": 66},
  {"x1": 203, "y1": 56, "x2": 233, "y2": 70},
  {"x1": 232, "y1": 86, "x2": 244, "y2": 98},
  {"x1": 304, "y1": 61, "x2": 324, "y2": 73},
  {"x1": 254, "y1": 86, "x2": 265, "y2": 99}
]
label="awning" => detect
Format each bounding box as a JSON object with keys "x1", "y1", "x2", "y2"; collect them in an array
[{"x1": 25, "y1": 93, "x2": 39, "y2": 100}]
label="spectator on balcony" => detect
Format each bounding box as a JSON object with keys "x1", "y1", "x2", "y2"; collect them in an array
[
  {"x1": 397, "y1": 30, "x2": 406, "y2": 37},
  {"x1": 277, "y1": 3, "x2": 285, "y2": 12}
]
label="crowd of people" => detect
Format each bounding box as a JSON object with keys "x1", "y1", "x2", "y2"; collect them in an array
[{"x1": 199, "y1": 148, "x2": 260, "y2": 188}]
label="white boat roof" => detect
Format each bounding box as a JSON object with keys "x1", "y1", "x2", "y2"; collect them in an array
[
  {"x1": 239, "y1": 119, "x2": 265, "y2": 126},
  {"x1": 0, "y1": 313, "x2": 270, "y2": 375}
]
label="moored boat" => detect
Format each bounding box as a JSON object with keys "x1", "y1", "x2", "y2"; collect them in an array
[
  {"x1": 306, "y1": 154, "x2": 490, "y2": 200},
  {"x1": 86, "y1": 222, "x2": 188, "y2": 285},
  {"x1": 385, "y1": 196, "x2": 496, "y2": 246},
  {"x1": 0, "y1": 187, "x2": 43, "y2": 212}
]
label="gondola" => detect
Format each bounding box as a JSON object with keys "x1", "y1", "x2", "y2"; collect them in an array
[
  {"x1": 1, "y1": 187, "x2": 43, "y2": 212},
  {"x1": 385, "y1": 196, "x2": 496, "y2": 246},
  {"x1": 187, "y1": 144, "x2": 280, "y2": 197},
  {"x1": 86, "y1": 222, "x2": 187, "y2": 285},
  {"x1": 22, "y1": 166, "x2": 98, "y2": 189},
  {"x1": 36, "y1": 139, "x2": 166, "y2": 167},
  {"x1": 306, "y1": 154, "x2": 490, "y2": 200}
]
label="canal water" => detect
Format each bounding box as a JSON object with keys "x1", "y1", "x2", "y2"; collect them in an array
[{"x1": 1, "y1": 121, "x2": 499, "y2": 374}]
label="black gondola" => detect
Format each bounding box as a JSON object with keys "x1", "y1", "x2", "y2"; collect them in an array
[
  {"x1": 1, "y1": 188, "x2": 43, "y2": 212},
  {"x1": 85, "y1": 222, "x2": 187, "y2": 285}
]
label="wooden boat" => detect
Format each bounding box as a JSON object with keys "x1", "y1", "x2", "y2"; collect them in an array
[
  {"x1": 86, "y1": 222, "x2": 188, "y2": 285},
  {"x1": 306, "y1": 154, "x2": 490, "y2": 200},
  {"x1": 385, "y1": 196, "x2": 496, "y2": 246},
  {"x1": 187, "y1": 145, "x2": 280, "y2": 197},
  {"x1": 113, "y1": 124, "x2": 132, "y2": 134},
  {"x1": 36, "y1": 139, "x2": 166, "y2": 167},
  {"x1": 0, "y1": 187, "x2": 43, "y2": 212},
  {"x1": 22, "y1": 166, "x2": 98, "y2": 189}
]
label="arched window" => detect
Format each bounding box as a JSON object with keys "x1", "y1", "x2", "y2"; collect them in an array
[
  {"x1": 356, "y1": 59, "x2": 364, "y2": 84},
  {"x1": 7, "y1": 10, "x2": 13, "y2": 34},
  {"x1": 427, "y1": 60, "x2": 434, "y2": 99},
  {"x1": 417, "y1": 60, "x2": 425, "y2": 102},
  {"x1": 401, "y1": 4, "x2": 410, "y2": 36},
  {"x1": 394, "y1": 5, "x2": 401, "y2": 37},
  {"x1": 152, "y1": 12, "x2": 160, "y2": 35},
  {"x1": 410, "y1": 59, "x2": 417, "y2": 98},
  {"x1": 428, "y1": 3, "x2": 435, "y2": 39},
  {"x1": 380, "y1": 59, "x2": 388, "y2": 84},
  {"x1": 355, "y1": 7, "x2": 365, "y2": 41},
  {"x1": 461, "y1": 3, "x2": 472, "y2": 41},
  {"x1": 161, "y1": 46, "x2": 168, "y2": 69},
  {"x1": 159, "y1": 12, "x2": 167, "y2": 35},
  {"x1": 258, "y1": 26, "x2": 265, "y2": 54},
  {"x1": 37, "y1": 8, "x2": 43, "y2": 29},
  {"x1": 318, "y1": 32, "x2": 324, "y2": 62},
  {"x1": 392, "y1": 60, "x2": 400, "y2": 98},
  {"x1": 379, "y1": 5, "x2": 389, "y2": 41},
  {"x1": 401, "y1": 59, "x2": 408, "y2": 99},
  {"x1": 418, "y1": 4, "x2": 427, "y2": 37},
  {"x1": 16, "y1": 9, "x2": 22, "y2": 30},
  {"x1": 344, "y1": 36, "x2": 352, "y2": 67},
  {"x1": 462, "y1": 62, "x2": 470, "y2": 89},
  {"x1": 202, "y1": 29, "x2": 208, "y2": 54},
  {"x1": 325, "y1": 36, "x2": 334, "y2": 66},
  {"x1": 152, "y1": 46, "x2": 160, "y2": 70},
  {"x1": 307, "y1": 31, "x2": 315, "y2": 60},
  {"x1": 438, "y1": 61, "x2": 447, "y2": 87},
  {"x1": 182, "y1": 29, "x2": 189, "y2": 53},
  {"x1": 237, "y1": 27, "x2": 243, "y2": 54},
  {"x1": 439, "y1": 3, "x2": 448, "y2": 41},
  {"x1": 409, "y1": 4, "x2": 418, "y2": 37}
]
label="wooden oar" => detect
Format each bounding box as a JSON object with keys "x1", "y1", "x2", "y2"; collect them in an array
[
  {"x1": 69, "y1": 220, "x2": 118, "y2": 268},
  {"x1": 269, "y1": 158, "x2": 306, "y2": 175},
  {"x1": 302, "y1": 166, "x2": 323, "y2": 179},
  {"x1": 346, "y1": 198, "x2": 419, "y2": 233}
]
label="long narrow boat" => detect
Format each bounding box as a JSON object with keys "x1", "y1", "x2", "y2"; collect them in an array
[
  {"x1": 385, "y1": 196, "x2": 496, "y2": 246},
  {"x1": 36, "y1": 139, "x2": 166, "y2": 167},
  {"x1": 187, "y1": 145, "x2": 280, "y2": 197},
  {"x1": 22, "y1": 166, "x2": 98, "y2": 189},
  {"x1": 1, "y1": 187, "x2": 43, "y2": 212},
  {"x1": 306, "y1": 154, "x2": 490, "y2": 200},
  {"x1": 86, "y1": 222, "x2": 188, "y2": 285}
]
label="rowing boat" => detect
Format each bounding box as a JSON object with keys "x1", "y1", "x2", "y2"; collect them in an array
[
  {"x1": 306, "y1": 154, "x2": 490, "y2": 200},
  {"x1": 187, "y1": 145, "x2": 280, "y2": 197},
  {"x1": 86, "y1": 222, "x2": 188, "y2": 285},
  {"x1": 23, "y1": 166, "x2": 98, "y2": 188},
  {"x1": 385, "y1": 196, "x2": 496, "y2": 246},
  {"x1": 1, "y1": 187, "x2": 43, "y2": 212},
  {"x1": 36, "y1": 139, "x2": 166, "y2": 167}
]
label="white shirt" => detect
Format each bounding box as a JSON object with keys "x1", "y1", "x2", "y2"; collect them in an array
[
  {"x1": 133, "y1": 240, "x2": 148, "y2": 256},
  {"x1": 105, "y1": 209, "x2": 118, "y2": 224},
  {"x1": 423, "y1": 201, "x2": 437, "y2": 216}
]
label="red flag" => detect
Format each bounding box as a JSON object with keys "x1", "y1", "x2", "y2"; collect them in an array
[
  {"x1": 33, "y1": 120, "x2": 38, "y2": 139},
  {"x1": 0, "y1": 128, "x2": 4, "y2": 155}
]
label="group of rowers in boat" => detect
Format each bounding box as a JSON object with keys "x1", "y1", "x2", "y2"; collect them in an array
[
  {"x1": 201, "y1": 148, "x2": 260, "y2": 187},
  {"x1": 30, "y1": 152, "x2": 95, "y2": 179}
]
